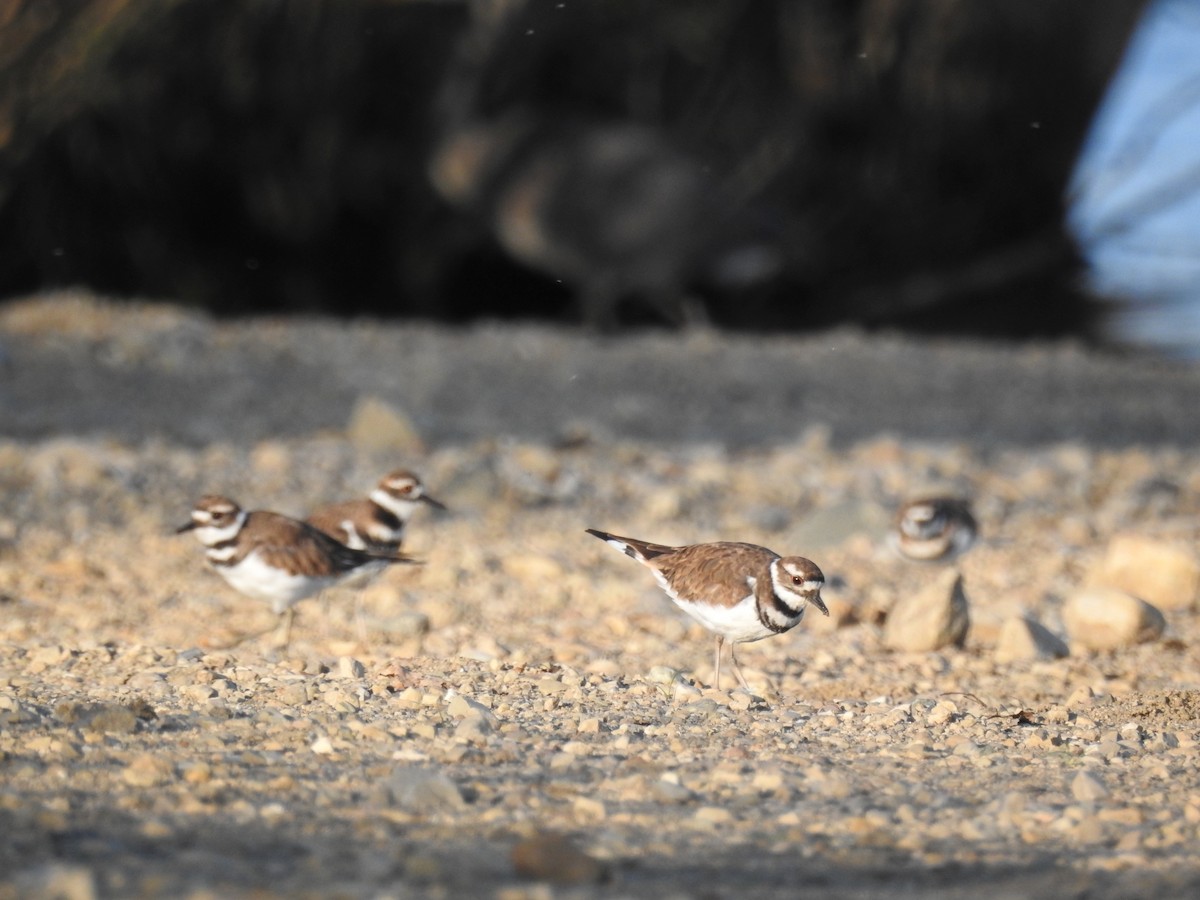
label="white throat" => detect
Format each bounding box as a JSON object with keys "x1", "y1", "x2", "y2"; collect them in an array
[
  {"x1": 193, "y1": 510, "x2": 246, "y2": 547},
  {"x1": 370, "y1": 487, "x2": 419, "y2": 522},
  {"x1": 769, "y1": 561, "x2": 820, "y2": 610}
]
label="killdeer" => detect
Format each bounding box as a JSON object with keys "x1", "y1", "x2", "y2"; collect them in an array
[
  {"x1": 890, "y1": 497, "x2": 978, "y2": 561},
  {"x1": 177, "y1": 495, "x2": 419, "y2": 647},
  {"x1": 586, "y1": 528, "x2": 827, "y2": 691},
  {"x1": 430, "y1": 115, "x2": 778, "y2": 327},
  {"x1": 306, "y1": 469, "x2": 445, "y2": 553}
]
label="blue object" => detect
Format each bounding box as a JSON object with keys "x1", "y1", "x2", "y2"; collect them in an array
[{"x1": 1070, "y1": 0, "x2": 1200, "y2": 355}]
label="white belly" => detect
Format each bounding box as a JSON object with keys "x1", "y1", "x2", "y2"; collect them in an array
[
  {"x1": 215, "y1": 552, "x2": 334, "y2": 613},
  {"x1": 681, "y1": 593, "x2": 779, "y2": 643},
  {"x1": 652, "y1": 571, "x2": 780, "y2": 643}
]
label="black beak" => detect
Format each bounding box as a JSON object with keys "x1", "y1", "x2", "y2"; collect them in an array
[
  {"x1": 175, "y1": 521, "x2": 198, "y2": 534},
  {"x1": 811, "y1": 592, "x2": 830, "y2": 617},
  {"x1": 419, "y1": 494, "x2": 447, "y2": 511}
]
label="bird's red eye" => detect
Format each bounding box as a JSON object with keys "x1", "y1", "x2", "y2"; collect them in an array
[{"x1": 792, "y1": 575, "x2": 803, "y2": 584}]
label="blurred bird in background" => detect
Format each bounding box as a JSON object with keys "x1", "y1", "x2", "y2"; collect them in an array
[{"x1": 430, "y1": 113, "x2": 781, "y2": 327}]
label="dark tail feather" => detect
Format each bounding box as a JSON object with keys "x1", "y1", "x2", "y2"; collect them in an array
[
  {"x1": 372, "y1": 552, "x2": 423, "y2": 566},
  {"x1": 585, "y1": 528, "x2": 673, "y2": 561},
  {"x1": 339, "y1": 544, "x2": 423, "y2": 568}
]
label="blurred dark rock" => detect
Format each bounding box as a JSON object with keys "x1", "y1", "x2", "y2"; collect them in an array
[
  {"x1": 510, "y1": 831, "x2": 609, "y2": 885},
  {"x1": 0, "y1": 0, "x2": 1146, "y2": 337}
]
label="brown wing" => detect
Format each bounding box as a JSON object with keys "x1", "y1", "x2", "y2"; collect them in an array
[
  {"x1": 246, "y1": 511, "x2": 408, "y2": 577},
  {"x1": 305, "y1": 499, "x2": 371, "y2": 541},
  {"x1": 652, "y1": 542, "x2": 776, "y2": 607}
]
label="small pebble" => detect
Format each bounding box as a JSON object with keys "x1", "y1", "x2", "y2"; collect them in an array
[{"x1": 122, "y1": 754, "x2": 175, "y2": 788}]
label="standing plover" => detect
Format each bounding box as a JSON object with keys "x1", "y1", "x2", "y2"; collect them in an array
[
  {"x1": 890, "y1": 497, "x2": 978, "y2": 561},
  {"x1": 586, "y1": 528, "x2": 827, "y2": 690},
  {"x1": 306, "y1": 469, "x2": 444, "y2": 553},
  {"x1": 178, "y1": 495, "x2": 418, "y2": 647}
]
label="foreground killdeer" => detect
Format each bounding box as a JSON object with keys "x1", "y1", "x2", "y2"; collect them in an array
[
  {"x1": 586, "y1": 529, "x2": 827, "y2": 691},
  {"x1": 306, "y1": 469, "x2": 445, "y2": 553},
  {"x1": 890, "y1": 497, "x2": 978, "y2": 561},
  {"x1": 178, "y1": 495, "x2": 419, "y2": 647}
]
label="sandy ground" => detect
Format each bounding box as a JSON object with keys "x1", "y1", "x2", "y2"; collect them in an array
[{"x1": 3, "y1": 291, "x2": 1200, "y2": 898}]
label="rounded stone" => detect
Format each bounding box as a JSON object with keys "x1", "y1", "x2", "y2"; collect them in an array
[
  {"x1": 1062, "y1": 588, "x2": 1166, "y2": 651},
  {"x1": 1090, "y1": 534, "x2": 1199, "y2": 611},
  {"x1": 883, "y1": 569, "x2": 970, "y2": 652}
]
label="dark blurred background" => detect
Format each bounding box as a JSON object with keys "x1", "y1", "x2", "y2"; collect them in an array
[{"x1": 0, "y1": 0, "x2": 1153, "y2": 338}]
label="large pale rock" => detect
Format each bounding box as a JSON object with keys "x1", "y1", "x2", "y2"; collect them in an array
[
  {"x1": 387, "y1": 767, "x2": 466, "y2": 814},
  {"x1": 347, "y1": 395, "x2": 424, "y2": 454},
  {"x1": 1062, "y1": 587, "x2": 1166, "y2": 651},
  {"x1": 883, "y1": 569, "x2": 969, "y2": 652},
  {"x1": 994, "y1": 616, "x2": 1069, "y2": 662},
  {"x1": 1090, "y1": 534, "x2": 1200, "y2": 610}
]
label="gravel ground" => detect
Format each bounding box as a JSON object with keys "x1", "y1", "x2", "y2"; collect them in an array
[{"x1": 3, "y1": 292, "x2": 1200, "y2": 899}]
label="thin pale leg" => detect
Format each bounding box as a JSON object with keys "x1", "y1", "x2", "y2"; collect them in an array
[
  {"x1": 713, "y1": 635, "x2": 724, "y2": 691},
  {"x1": 354, "y1": 593, "x2": 369, "y2": 644},
  {"x1": 273, "y1": 607, "x2": 296, "y2": 651},
  {"x1": 728, "y1": 642, "x2": 750, "y2": 691}
]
